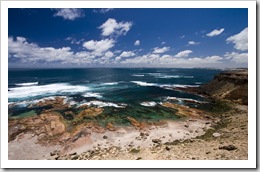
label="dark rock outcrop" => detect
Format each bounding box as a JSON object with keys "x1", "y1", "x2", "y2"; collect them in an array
[{"x1": 198, "y1": 70, "x2": 248, "y2": 105}]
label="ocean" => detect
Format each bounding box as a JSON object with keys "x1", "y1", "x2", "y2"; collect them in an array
[{"x1": 8, "y1": 68, "x2": 221, "y2": 125}]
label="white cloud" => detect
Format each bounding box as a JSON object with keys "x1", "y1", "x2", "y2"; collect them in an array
[
  {"x1": 53, "y1": 8, "x2": 84, "y2": 20},
  {"x1": 188, "y1": 41, "x2": 200, "y2": 45},
  {"x1": 161, "y1": 42, "x2": 166, "y2": 45},
  {"x1": 104, "y1": 51, "x2": 114, "y2": 58},
  {"x1": 226, "y1": 27, "x2": 248, "y2": 51},
  {"x1": 65, "y1": 37, "x2": 84, "y2": 45},
  {"x1": 174, "y1": 50, "x2": 193, "y2": 58},
  {"x1": 9, "y1": 36, "x2": 118, "y2": 66},
  {"x1": 120, "y1": 51, "x2": 135, "y2": 58},
  {"x1": 206, "y1": 28, "x2": 225, "y2": 37},
  {"x1": 93, "y1": 8, "x2": 114, "y2": 14},
  {"x1": 224, "y1": 52, "x2": 248, "y2": 63},
  {"x1": 82, "y1": 39, "x2": 115, "y2": 56},
  {"x1": 99, "y1": 8, "x2": 114, "y2": 13},
  {"x1": 119, "y1": 52, "x2": 223, "y2": 67},
  {"x1": 99, "y1": 18, "x2": 132, "y2": 37},
  {"x1": 152, "y1": 47, "x2": 170, "y2": 54},
  {"x1": 9, "y1": 37, "x2": 74, "y2": 63},
  {"x1": 134, "y1": 40, "x2": 140, "y2": 46},
  {"x1": 180, "y1": 35, "x2": 185, "y2": 38}
]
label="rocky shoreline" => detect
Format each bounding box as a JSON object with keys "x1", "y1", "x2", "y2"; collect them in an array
[{"x1": 8, "y1": 69, "x2": 248, "y2": 160}]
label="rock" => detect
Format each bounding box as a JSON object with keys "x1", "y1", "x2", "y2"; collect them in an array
[
  {"x1": 71, "y1": 155, "x2": 79, "y2": 160},
  {"x1": 54, "y1": 155, "x2": 60, "y2": 160},
  {"x1": 165, "y1": 146, "x2": 170, "y2": 151},
  {"x1": 103, "y1": 135, "x2": 108, "y2": 139},
  {"x1": 206, "y1": 151, "x2": 211, "y2": 154},
  {"x1": 184, "y1": 124, "x2": 189, "y2": 128},
  {"x1": 213, "y1": 133, "x2": 221, "y2": 138},
  {"x1": 127, "y1": 116, "x2": 141, "y2": 128},
  {"x1": 69, "y1": 152, "x2": 77, "y2": 156},
  {"x1": 219, "y1": 145, "x2": 237, "y2": 151},
  {"x1": 152, "y1": 139, "x2": 161, "y2": 144},
  {"x1": 78, "y1": 108, "x2": 103, "y2": 119},
  {"x1": 136, "y1": 157, "x2": 142, "y2": 160},
  {"x1": 106, "y1": 122, "x2": 115, "y2": 131},
  {"x1": 205, "y1": 122, "x2": 211, "y2": 124},
  {"x1": 198, "y1": 70, "x2": 248, "y2": 105},
  {"x1": 135, "y1": 136, "x2": 142, "y2": 140},
  {"x1": 130, "y1": 148, "x2": 140, "y2": 154}
]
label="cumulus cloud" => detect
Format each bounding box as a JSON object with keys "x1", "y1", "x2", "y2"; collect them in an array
[
  {"x1": 65, "y1": 37, "x2": 84, "y2": 45},
  {"x1": 119, "y1": 52, "x2": 223, "y2": 67},
  {"x1": 104, "y1": 51, "x2": 114, "y2": 58},
  {"x1": 188, "y1": 41, "x2": 200, "y2": 45},
  {"x1": 206, "y1": 28, "x2": 224, "y2": 37},
  {"x1": 134, "y1": 40, "x2": 140, "y2": 46},
  {"x1": 82, "y1": 39, "x2": 115, "y2": 56},
  {"x1": 115, "y1": 51, "x2": 135, "y2": 61},
  {"x1": 120, "y1": 51, "x2": 135, "y2": 58},
  {"x1": 99, "y1": 18, "x2": 132, "y2": 37},
  {"x1": 152, "y1": 47, "x2": 170, "y2": 54},
  {"x1": 224, "y1": 52, "x2": 248, "y2": 63},
  {"x1": 226, "y1": 27, "x2": 248, "y2": 51},
  {"x1": 53, "y1": 8, "x2": 84, "y2": 20},
  {"x1": 161, "y1": 42, "x2": 166, "y2": 45},
  {"x1": 174, "y1": 50, "x2": 193, "y2": 58},
  {"x1": 94, "y1": 8, "x2": 114, "y2": 13},
  {"x1": 9, "y1": 36, "x2": 118, "y2": 65},
  {"x1": 8, "y1": 36, "x2": 74, "y2": 63}
]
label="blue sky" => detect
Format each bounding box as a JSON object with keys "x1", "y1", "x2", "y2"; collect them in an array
[{"x1": 8, "y1": 8, "x2": 248, "y2": 68}]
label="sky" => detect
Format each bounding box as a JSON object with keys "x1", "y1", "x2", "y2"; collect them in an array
[{"x1": 8, "y1": 8, "x2": 248, "y2": 68}]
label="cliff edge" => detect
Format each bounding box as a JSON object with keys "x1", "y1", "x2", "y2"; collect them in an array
[{"x1": 198, "y1": 69, "x2": 248, "y2": 105}]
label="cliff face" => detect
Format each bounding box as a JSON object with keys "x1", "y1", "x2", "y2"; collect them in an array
[{"x1": 198, "y1": 70, "x2": 248, "y2": 105}]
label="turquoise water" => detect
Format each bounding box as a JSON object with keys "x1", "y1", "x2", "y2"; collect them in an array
[{"x1": 8, "y1": 68, "x2": 221, "y2": 124}]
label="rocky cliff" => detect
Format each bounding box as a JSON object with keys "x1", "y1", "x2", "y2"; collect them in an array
[{"x1": 198, "y1": 69, "x2": 248, "y2": 105}]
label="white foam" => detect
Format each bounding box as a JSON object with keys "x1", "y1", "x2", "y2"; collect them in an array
[
  {"x1": 82, "y1": 92, "x2": 102, "y2": 98},
  {"x1": 131, "y1": 81, "x2": 157, "y2": 87},
  {"x1": 79, "y1": 101, "x2": 126, "y2": 108},
  {"x1": 166, "y1": 96, "x2": 206, "y2": 103},
  {"x1": 156, "y1": 75, "x2": 194, "y2": 79},
  {"x1": 147, "y1": 73, "x2": 162, "y2": 76},
  {"x1": 195, "y1": 82, "x2": 202, "y2": 84},
  {"x1": 132, "y1": 74, "x2": 145, "y2": 77},
  {"x1": 15, "y1": 82, "x2": 38, "y2": 86},
  {"x1": 101, "y1": 82, "x2": 118, "y2": 86},
  {"x1": 8, "y1": 83, "x2": 89, "y2": 99},
  {"x1": 140, "y1": 101, "x2": 157, "y2": 107},
  {"x1": 8, "y1": 96, "x2": 68, "y2": 107},
  {"x1": 172, "y1": 84, "x2": 199, "y2": 88}
]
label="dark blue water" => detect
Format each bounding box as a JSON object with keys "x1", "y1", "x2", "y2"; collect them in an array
[{"x1": 8, "y1": 68, "x2": 221, "y2": 124}]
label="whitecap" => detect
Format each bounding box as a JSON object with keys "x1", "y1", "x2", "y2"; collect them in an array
[
  {"x1": 172, "y1": 84, "x2": 199, "y2": 88},
  {"x1": 166, "y1": 96, "x2": 206, "y2": 104},
  {"x1": 82, "y1": 92, "x2": 102, "y2": 98},
  {"x1": 131, "y1": 81, "x2": 157, "y2": 87},
  {"x1": 101, "y1": 82, "x2": 118, "y2": 86},
  {"x1": 132, "y1": 74, "x2": 145, "y2": 77},
  {"x1": 8, "y1": 83, "x2": 89, "y2": 99},
  {"x1": 15, "y1": 82, "x2": 38, "y2": 86},
  {"x1": 78, "y1": 101, "x2": 126, "y2": 108},
  {"x1": 156, "y1": 75, "x2": 194, "y2": 79},
  {"x1": 140, "y1": 101, "x2": 157, "y2": 107}
]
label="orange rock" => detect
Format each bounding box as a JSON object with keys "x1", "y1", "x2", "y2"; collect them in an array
[
  {"x1": 106, "y1": 122, "x2": 115, "y2": 131},
  {"x1": 78, "y1": 108, "x2": 103, "y2": 119}
]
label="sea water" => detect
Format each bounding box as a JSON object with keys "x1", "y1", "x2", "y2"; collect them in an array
[{"x1": 8, "y1": 68, "x2": 221, "y2": 125}]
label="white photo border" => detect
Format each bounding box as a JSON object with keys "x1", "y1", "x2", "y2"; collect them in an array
[{"x1": 1, "y1": 0, "x2": 256, "y2": 168}]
